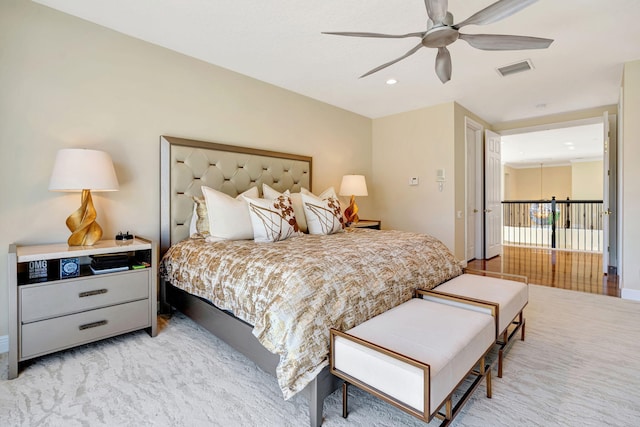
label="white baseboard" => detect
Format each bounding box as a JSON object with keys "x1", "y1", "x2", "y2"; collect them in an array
[
  {"x1": 0, "y1": 335, "x2": 8, "y2": 353},
  {"x1": 621, "y1": 288, "x2": 640, "y2": 301}
]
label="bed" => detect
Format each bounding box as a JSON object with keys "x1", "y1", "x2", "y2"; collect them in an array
[{"x1": 159, "y1": 135, "x2": 462, "y2": 426}]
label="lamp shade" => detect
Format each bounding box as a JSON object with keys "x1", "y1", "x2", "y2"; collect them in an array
[
  {"x1": 339, "y1": 175, "x2": 368, "y2": 197},
  {"x1": 49, "y1": 149, "x2": 119, "y2": 192}
]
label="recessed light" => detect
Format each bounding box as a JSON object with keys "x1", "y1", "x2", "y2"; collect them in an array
[
  {"x1": 568, "y1": 146, "x2": 575, "y2": 150},
  {"x1": 535, "y1": 103, "x2": 547, "y2": 109},
  {"x1": 386, "y1": 79, "x2": 398, "y2": 85},
  {"x1": 563, "y1": 141, "x2": 574, "y2": 146}
]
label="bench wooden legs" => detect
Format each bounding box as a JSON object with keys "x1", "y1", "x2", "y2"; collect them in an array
[
  {"x1": 342, "y1": 382, "x2": 348, "y2": 418},
  {"x1": 480, "y1": 356, "x2": 492, "y2": 399},
  {"x1": 497, "y1": 310, "x2": 526, "y2": 378},
  {"x1": 341, "y1": 358, "x2": 493, "y2": 425},
  {"x1": 445, "y1": 399, "x2": 452, "y2": 420}
]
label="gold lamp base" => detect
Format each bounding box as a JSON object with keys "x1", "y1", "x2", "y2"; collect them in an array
[
  {"x1": 65, "y1": 189, "x2": 103, "y2": 246},
  {"x1": 343, "y1": 195, "x2": 360, "y2": 224}
]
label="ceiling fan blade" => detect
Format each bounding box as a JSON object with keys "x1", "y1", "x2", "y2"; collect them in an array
[
  {"x1": 455, "y1": 0, "x2": 537, "y2": 28},
  {"x1": 459, "y1": 33, "x2": 553, "y2": 50},
  {"x1": 424, "y1": 0, "x2": 448, "y2": 24},
  {"x1": 322, "y1": 31, "x2": 423, "y2": 39},
  {"x1": 360, "y1": 42, "x2": 424, "y2": 78},
  {"x1": 435, "y1": 47, "x2": 452, "y2": 83}
]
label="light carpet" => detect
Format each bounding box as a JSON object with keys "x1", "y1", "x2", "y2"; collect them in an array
[{"x1": 2, "y1": 284, "x2": 640, "y2": 426}]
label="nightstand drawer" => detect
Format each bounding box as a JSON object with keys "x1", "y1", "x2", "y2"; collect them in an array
[
  {"x1": 21, "y1": 270, "x2": 149, "y2": 323},
  {"x1": 21, "y1": 299, "x2": 150, "y2": 359}
]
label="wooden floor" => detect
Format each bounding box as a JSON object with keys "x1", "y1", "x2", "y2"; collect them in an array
[{"x1": 467, "y1": 245, "x2": 620, "y2": 297}]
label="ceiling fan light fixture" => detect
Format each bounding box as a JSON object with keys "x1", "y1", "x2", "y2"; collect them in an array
[
  {"x1": 323, "y1": 0, "x2": 552, "y2": 82},
  {"x1": 496, "y1": 59, "x2": 534, "y2": 77}
]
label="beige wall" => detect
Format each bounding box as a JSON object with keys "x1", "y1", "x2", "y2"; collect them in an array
[
  {"x1": 505, "y1": 165, "x2": 572, "y2": 200},
  {"x1": 372, "y1": 103, "x2": 456, "y2": 250},
  {"x1": 571, "y1": 161, "x2": 603, "y2": 200},
  {"x1": 622, "y1": 60, "x2": 640, "y2": 297},
  {"x1": 371, "y1": 102, "x2": 491, "y2": 261},
  {"x1": 0, "y1": 1, "x2": 373, "y2": 337},
  {"x1": 504, "y1": 162, "x2": 602, "y2": 201},
  {"x1": 503, "y1": 166, "x2": 517, "y2": 200}
]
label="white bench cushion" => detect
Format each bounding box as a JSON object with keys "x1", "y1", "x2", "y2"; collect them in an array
[
  {"x1": 333, "y1": 298, "x2": 494, "y2": 415},
  {"x1": 432, "y1": 274, "x2": 528, "y2": 335}
]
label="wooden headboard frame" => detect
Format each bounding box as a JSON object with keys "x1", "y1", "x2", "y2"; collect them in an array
[{"x1": 160, "y1": 135, "x2": 312, "y2": 255}]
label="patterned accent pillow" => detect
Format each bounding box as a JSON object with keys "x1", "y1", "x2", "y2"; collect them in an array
[
  {"x1": 243, "y1": 192, "x2": 301, "y2": 242},
  {"x1": 263, "y1": 184, "x2": 308, "y2": 233},
  {"x1": 201, "y1": 186, "x2": 259, "y2": 240},
  {"x1": 300, "y1": 186, "x2": 347, "y2": 219},
  {"x1": 301, "y1": 192, "x2": 345, "y2": 235},
  {"x1": 189, "y1": 196, "x2": 210, "y2": 237}
]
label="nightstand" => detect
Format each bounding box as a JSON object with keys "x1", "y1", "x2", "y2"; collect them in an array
[
  {"x1": 349, "y1": 219, "x2": 381, "y2": 230},
  {"x1": 7, "y1": 237, "x2": 157, "y2": 379}
]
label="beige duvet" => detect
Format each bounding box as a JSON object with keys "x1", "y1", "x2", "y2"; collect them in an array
[{"x1": 160, "y1": 228, "x2": 462, "y2": 399}]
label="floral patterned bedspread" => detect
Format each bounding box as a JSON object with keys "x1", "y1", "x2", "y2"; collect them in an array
[{"x1": 160, "y1": 229, "x2": 462, "y2": 399}]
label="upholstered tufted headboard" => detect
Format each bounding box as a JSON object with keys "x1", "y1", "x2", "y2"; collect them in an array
[{"x1": 160, "y1": 136, "x2": 312, "y2": 254}]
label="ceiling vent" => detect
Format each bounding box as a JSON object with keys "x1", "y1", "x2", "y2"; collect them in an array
[{"x1": 496, "y1": 59, "x2": 534, "y2": 77}]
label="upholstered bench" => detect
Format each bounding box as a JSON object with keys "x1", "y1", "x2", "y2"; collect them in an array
[
  {"x1": 418, "y1": 270, "x2": 528, "y2": 378},
  {"x1": 330, "y1": 298, "x2": 495, "y2": 424}
]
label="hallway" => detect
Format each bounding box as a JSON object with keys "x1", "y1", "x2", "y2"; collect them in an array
[{"x1": 467, "y1": 245, "x2": 620, "y2": 297}]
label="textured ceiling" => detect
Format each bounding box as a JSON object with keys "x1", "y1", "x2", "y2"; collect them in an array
[{"x1": 34, "y1": 0, "x2": 640, "y2": 122}]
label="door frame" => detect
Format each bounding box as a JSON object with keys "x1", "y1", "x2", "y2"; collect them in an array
[{"x1": 464, "y1": 117, "x2": 484, "y2": 262}]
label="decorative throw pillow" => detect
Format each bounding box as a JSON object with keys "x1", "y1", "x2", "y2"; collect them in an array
[
  {"x1": 189, "y1": 196, "x2": 210, "y2": 237},
  {"x1": 189, "y1": 203, "x2": 198, "y2": 237},
  {"x1": 301, "y1": 191, "x2": 344, "y2": 235},
  {"x1": 243, "y1": 192, "x2": 300, "y2": 243},
  {"x1": 301, "y1": 186, "x2": 348, "y2": 214},
  {"x1": 201, "y1": 186, "x2": 259, "y2": 240},
  {"x1": 263, "y1": 184, "x2": 308, "y2": 233}
]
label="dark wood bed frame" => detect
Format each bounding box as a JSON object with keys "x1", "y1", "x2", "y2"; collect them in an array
[{"x1": 159, "y1": 136, "x2": 340, "y2": 427}]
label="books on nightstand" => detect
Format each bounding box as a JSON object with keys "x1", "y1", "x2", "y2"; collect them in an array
[
  {"x1": 90, "y1": 253, "x2": 129, "y2": 274},
  {"x1": 89, "y1": 265, "x2": 129, "y2": 275}
]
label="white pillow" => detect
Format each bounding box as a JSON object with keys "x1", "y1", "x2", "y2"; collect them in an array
[
  {"x1": 263, "y1": 184, "x2": 308, "y2": 233},
  {"x1": 301, "y1": 191, "x2": 344, "y2": 235},
  {"x1": 301, "y1": 186, "x2": 338, "y2": 200},
  {"x1": 243, "y1": 192, "x2": 301, "y2": 243},
  {"x1": 201, "y1": 186, "x2": 259, "y2": 240}
]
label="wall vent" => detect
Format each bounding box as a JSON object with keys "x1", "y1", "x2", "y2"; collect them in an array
[{"x1": 496, "y1": 59, "x2": 534, "y2": 77}]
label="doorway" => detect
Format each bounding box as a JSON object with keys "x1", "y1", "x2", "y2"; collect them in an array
[
  {"x1": 465, "y1": 117, "x2": 483, "y2": 262},
  {"x1": 464, "y1": 113, "x2": 618, "y2": 278},
  {"x1": 499, "y1": 114, "x2": 618, "y2": 276}
]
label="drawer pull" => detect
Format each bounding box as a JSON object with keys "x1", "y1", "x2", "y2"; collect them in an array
[
  {"x1": 78, "y1": 320, "x2": 108, "y2": 330},
  {"x1": 79, "y1": 289, "x2": 108, "y2": 298}
]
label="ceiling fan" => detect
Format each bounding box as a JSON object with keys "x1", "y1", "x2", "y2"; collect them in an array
[{"x1": 322, "y1": 0, "x2": 553, "y2": 83}]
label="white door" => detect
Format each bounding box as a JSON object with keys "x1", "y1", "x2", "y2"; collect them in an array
[
  {"x1": 465, "y1": 118, "x2": 483, "y2": 261},
  {"x1": 484, "y1": 130, "x2": 502, "y2": 259},
  {"x1": 602, "y1": 111, "x2": 610, "y2": 272}
]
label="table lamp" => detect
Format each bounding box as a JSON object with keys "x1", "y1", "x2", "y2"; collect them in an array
[
  {"x1": 339, "y1": 175, "x2": 368, "y2": 225},
  {"x1": 49, "y1": 148, "x2": 119, "y2": 246}
]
